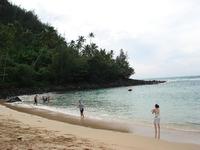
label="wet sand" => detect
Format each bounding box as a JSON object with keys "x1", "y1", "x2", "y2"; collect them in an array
[{"x1": 2, "y1": 102, "x2": 130, "y2": 133}]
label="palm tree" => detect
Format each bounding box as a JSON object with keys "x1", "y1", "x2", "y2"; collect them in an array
[
  {"x1": 76, "y1": 36, "x2": 86, "y2": 50},
  {"x1": 88, "y1": 32, "x2": 94, "y2": 44},
  {"x1": 90, "y1": 43, "x2": 98, "y2": 50},
  {"x1": 69, "y1": 40, "x2": 75, "y2": 48}
]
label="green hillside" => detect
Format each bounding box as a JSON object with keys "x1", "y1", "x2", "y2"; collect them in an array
[{"x1": 0, "y1": 0, "x2": 134, "y2": 87}]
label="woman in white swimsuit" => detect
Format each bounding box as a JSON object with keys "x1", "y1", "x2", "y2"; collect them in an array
[{"x1": 152, "y1": 104, "x2": 160, "y2": 139}]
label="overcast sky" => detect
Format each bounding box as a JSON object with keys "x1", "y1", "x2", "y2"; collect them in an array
[{"x1": 9, "y1": 0, "x2": 200, "y2": 79}]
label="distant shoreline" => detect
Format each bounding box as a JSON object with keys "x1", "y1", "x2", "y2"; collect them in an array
[{"x1": 0, "y1": 79, "x2": 165, "y2": 99}]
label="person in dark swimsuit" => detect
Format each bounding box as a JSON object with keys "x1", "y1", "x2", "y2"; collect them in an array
[
  {"x1": 34, "y1": 95, "x2": 38, "y2": 105},
  {"x1": 78, "y1": 100, "x2": 84, "y2": 118}
]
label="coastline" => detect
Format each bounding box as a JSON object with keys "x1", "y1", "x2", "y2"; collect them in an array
[
  {"x1": 0, "y1": 79, "x2": 165, "y2": 99},
  {"x1": 1, "y1": 102, "x2": 130, "y2": 133},
  {"x1": 1, "y1": 101, "x2": 200, "y2": 149}
]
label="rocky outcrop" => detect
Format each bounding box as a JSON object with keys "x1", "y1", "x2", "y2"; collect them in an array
[
  {"x1": 0, "y1": 79, "x2": 165, "y2": 99},
  {"x1": 6, "y1": 96, "x2": 22, "y2": 103}
]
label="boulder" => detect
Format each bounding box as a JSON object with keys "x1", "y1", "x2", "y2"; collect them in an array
[{"x1": 6, "y1": 96, "x2": 22, "y2": 103}]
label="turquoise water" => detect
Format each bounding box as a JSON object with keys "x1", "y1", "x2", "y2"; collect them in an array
[{"x1": 20, "y1": 76, "x2": 200, "y2": 133}]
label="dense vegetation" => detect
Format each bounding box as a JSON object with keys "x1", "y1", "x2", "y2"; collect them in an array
[{"x1": 0, "y1": 0, "x2": 134, "y2": 87}]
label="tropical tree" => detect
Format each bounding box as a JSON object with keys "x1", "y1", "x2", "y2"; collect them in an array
[
  {"x1": 0, "y1": 0, "x2": 135, "y2": 87},
  {"x1": 76, "y1": 36, "x2": 86, "y2": 51},
  {"x1": 88, "y1": 32, "x2": 94, "y2": 44},
  {"x1": 69, "y1": 40, "x2": 75, "y2": 48},
  {"x1": 116, "y1": 49, "x2": 134, "y2": 79}
]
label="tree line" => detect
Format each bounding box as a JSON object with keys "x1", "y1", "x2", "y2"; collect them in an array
[{"x1": 0, "y1": 0, "x2": 134, "y2": 87}]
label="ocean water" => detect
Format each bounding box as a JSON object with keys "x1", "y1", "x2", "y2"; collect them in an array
[{"x1": 18, "y1": 75, "x2": 200, "y2": 143}]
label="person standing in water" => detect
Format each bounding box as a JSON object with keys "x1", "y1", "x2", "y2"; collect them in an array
[
  {"x1": 152, "y1": 104, "x2": 160, "y2": 139},
  {"x1": 34, "y1": 95, "x2": 38, "y2": 105},
  {"x1": 78, "y1": 100, "x2": 84, "y2": 118}
]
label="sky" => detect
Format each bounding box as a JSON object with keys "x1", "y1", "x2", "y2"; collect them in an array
[{"x1": 9, "y1": 0, "x2": 200, "y2": 79}]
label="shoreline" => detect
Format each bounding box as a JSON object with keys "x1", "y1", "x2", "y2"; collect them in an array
[
  {"x1": 0, "y1": 79, "x2": 165, "y2": 99},
  {"x1": 2, "y1": 101, "x2": 200, "y2": 145},
  {"x1": 0, "y1": 102, "x2": 199, "y2": 150},
  {"x1": 1, "y1": 102, "x2": 130, "y2": 133}
]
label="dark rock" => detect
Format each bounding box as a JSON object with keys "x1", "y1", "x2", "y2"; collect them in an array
[{"x1": 6, "y1": 96, "x2": 22, "y2": 103}]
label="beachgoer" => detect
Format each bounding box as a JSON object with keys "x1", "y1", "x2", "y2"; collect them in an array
[
  {"x1": 152, "y1": 104, "x2": 160, "y2": 139},
  {"x1": 34, "y1": 95, "x2": 38, "y2": 105},
  {"x1": 47, "y1": 96, "x2": 50, "y2": 103},
  {"x1": 78, "y1": 100, "x2": 84, "y2": 118},
  {"x1": 42, "y1": 96, "x2": 46, "y2": 103},
  {"x1": 42, "y1": 96, "x2": 49, "y2": 104}
]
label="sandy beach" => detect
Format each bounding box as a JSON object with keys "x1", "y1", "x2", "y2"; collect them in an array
[{"x1": 0, "y1": 102, "x2": 199, "y2": 150}]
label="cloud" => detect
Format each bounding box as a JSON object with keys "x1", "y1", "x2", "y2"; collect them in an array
[{"x1": 9, "y1": 0, "x2": 200, "y2": 78}]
